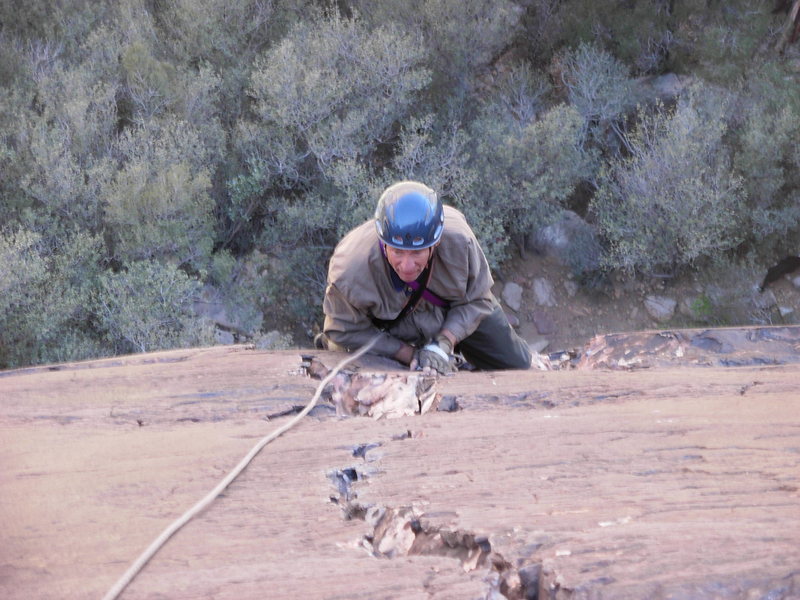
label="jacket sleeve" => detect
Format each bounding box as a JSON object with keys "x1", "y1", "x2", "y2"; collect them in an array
[
  {"x1": 322, "y1": 282, "x2": 404, "y2": 358},
  {"x1": 438, "y1": 234, "x2": 496, "y2": 343}
]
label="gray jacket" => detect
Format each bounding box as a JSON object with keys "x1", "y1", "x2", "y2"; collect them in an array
[{"x1": 323, "y1": 205, "x2": 497, "y2": 358}]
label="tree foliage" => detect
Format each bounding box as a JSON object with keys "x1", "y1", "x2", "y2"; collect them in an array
[
  {"x1": 94, "y1": 260, "x2": 212, "y2": 354},
  {"x1": 466, "y1": 101, "x2": 597, "y2": 266},
  {"x1": 591, "y1": 86, "x2": 746, "y2": 275},
  {"x1": 0, "y1": 0, "x2": 796, "y2": 368},
  {"x1": 249, "y1": 8, "x2": 430, "y2": 169}
]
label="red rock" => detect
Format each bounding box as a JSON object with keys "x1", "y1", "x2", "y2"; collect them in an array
[{"x1": 1, "y1": 331, "x2": 799, "y2": 600}]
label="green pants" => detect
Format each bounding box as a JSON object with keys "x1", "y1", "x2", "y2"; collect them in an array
[{"x1": 456, "y1": 304, "x2": 532, "y2": 370}]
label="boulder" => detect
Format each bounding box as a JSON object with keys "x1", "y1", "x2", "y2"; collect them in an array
[
  {"x1": 528, "y1": 338, "x2": 550, "y2": 353},
  {"x1": 532, "y1": 277, "x2": 557, "y2": 307},
  {"x1": 501, "y1": 282, "x2": 524, "y2": 312},
  {"x1": 644, "y1": 295, "x2": 677, "y2": 322},
  {"x1": 214, "y1": 328, "x2": 235, "y2": 345},
  {"x1": 529, "y1": 211, "x2": 599, "y2": 269},
  {"x1": 563, "y1": 280, "x2": 579, "y2": 298},
  {"x1": 532, "y1": 309, "x2": 556, "y2": 335}
]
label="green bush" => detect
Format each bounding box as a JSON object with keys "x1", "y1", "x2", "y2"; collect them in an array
[
  {"x1": 152, "y1": 0, "x2": 311, "y2": 127},
  {"x1": 491, "y1": 62, "x2": 553, "y2": 127},
  {"x1": 94, "y1": 260, "x2": 213, "y2": 354},
  {"x1": 9, "y1": 48, "x2": 119, "y2": 235},
  {"x1": 0, "y1": 0, "x2": 111, "y2": 59},
  {"x1": 350, "y1": 0, "x2": 522, "y2": 92},
  {"x1": 104, "y1": 119, "x2": 216, "y2": 269},
  {"x1": 591, "y1": 85, "x2": 746, "y2": 275},
  {"x1": 518, "y1": 0, "x2": 568, "y2": 66},
  {"x1": 736, "y1": 103, "x2": 800, "y2": 246},
  {"x1": 0, "y1": 228, "x2": 106, "y2": 368},
  {"x1": 669, "y1": 1, "x2": 778, "y2": 84},
  {"x1": 555, "y1": 42, "x2": 636, "y2": 148},
  {"x1": 391, "y1": 112, "x2": 476, "y2": 206},
  {"x1": 249, "y1": 7, "x2": 430, "y2": 169},
  {"x1": 731, "y1": 66, "x2": 800, "y2": 257},
  {"x1": 0, "y1": 0, "x2": 798, "y2": 368},
  {"x1": 0, "y1": 229, "x2": 47, "y2": 324},
  {"x1": 555, "y1": 0, "x2": 674, "y2": 75},
  {"x1": 465, "y1": 102, "x2": 598, "y2": 266}
]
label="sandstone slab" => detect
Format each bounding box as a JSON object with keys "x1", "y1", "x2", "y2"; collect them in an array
[{"x1": 1, "y1": 334, "x2": 799, "y2": 599}]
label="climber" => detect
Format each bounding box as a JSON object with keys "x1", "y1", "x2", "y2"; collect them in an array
[{"x1": 316, "y1": 181, "x2": 532, "y2": 374}]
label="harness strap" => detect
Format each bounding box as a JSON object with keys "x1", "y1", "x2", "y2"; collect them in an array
[
  {"x1": 406, "y1": 279, "x2": 449, "y2": 308},
  {"x1": 371, "y1": 265, "x2": 430, "y2": 331},
  {"x1": 371, "y1": 242, "x2": 450, "y2": 331}
]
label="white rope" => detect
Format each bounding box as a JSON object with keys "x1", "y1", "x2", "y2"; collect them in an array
[{"x1": 102, "y1": 335, "x2": 380, "y2": 600}]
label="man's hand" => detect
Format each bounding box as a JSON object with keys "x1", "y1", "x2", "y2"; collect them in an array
[{"x1": 412, "y1": 334, "x2": 457, "y2": 375}]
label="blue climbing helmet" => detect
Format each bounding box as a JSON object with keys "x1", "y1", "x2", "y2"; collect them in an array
[{"x1": 374, "y1": 181, "x2": 444, "y2": 250}]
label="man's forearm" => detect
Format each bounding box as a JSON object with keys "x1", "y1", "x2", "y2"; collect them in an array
[
  {"x1": 393, "y1": 342, "x2": 416, "y2": 366},
  {"x1": 438, "y1": 328, "x2": 457, "y2": 349}
]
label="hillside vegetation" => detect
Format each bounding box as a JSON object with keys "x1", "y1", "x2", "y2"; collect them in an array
[{"x1": 1, "y1": 0, "x2": 799, "y2": 368}]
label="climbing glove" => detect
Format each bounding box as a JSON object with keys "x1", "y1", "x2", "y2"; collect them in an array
[{"x1": 415, "y1": 334, "x2": 457, "y2": 375}]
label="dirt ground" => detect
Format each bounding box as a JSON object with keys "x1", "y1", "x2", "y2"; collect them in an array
[
  {"x1": 2, "y1": 330, "x2": 799, "y2": 599},
  {"x1": 500, "y1": 252, "x2": 800, "y2": 354}
]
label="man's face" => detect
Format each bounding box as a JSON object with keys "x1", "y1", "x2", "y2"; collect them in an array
[{"x1": 385, "y1": 245, "x2": 432, "y2": 283}]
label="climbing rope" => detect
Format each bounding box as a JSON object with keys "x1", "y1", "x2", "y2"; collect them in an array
[{"x1": 102, "y1": 335, "x2": 380, "y2": 600}]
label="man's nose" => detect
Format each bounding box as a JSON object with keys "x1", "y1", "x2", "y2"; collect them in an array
[{"x1": 399, "y1": 255, "x2": 415, "y2": 271}]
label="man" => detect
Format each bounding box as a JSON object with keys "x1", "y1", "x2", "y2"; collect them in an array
[{"x1": 318, "y1": 181, "x2": 532, "y2": 374}]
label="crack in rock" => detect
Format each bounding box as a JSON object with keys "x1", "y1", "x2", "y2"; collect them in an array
[
  {"x1": 301, "y1": 356, "x2": 440, "y2": 418},
  {"x1": 327, "y1": 465, "x2": 540, "y2": 599}
]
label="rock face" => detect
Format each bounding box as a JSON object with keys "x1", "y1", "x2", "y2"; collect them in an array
[
  {"x1": 644, "y1": 294, "x2": 677, "y2": 322},
  {"x1": 577, "y1": 326, "x2": 800, "y2": 370},
  {"x1": 1, "y1": 329, "x2": 799, "y2": 600}
]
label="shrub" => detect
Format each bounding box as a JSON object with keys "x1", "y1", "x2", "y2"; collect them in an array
[
  {"x1": 0, "y1": 228, "x2": 106, "y2": 368},
  {"x1": 669, "y1": 1, "x2": 778, "y2": 84},
  {"x1": 735, "y1": 103, "x2": 800, "y2": 246},
  {"x1": 518, "y1": 0, "x2": 567, "y2": 67},
  {"x1": 465, "y1": 103, "x2": 598, "y2": 266},
  {"x1": 248, "y1": 7, "x2": 430, "y2": 169},
  {"x1": 591, "y1": 85, "x2": 746, "y2": 275},
  {"x1": 391, "y1": 112, "x2": 476, "y2": 205},
  {"x1": 236, "y1": 7, "x2": 435, "y2": 333},
  {"x1": 104, "y1": 119, "x2": 216, "y2": 269},
  {"x1": 257, "y1": 190, "x2": 356, "y2": 332},
  {"x1": 19, "y1": 116, "x2": 115, "y2": 235},
  {"x1": 10, "y1": 44, "x2": 119, "y2": 235},
  {"x1": 94, "y1": 260, "x2": 213, "y2": 354},
  {"x1": 205, "y1": 249, "x2": 265, "y2": 336},
  {"x1": 491, "y1": 62, "x2": 553, "y2": 128},
  {"x1": 0, "y1": 229, "x2": 47, "y2": 324},
  {"x1": 349, "y1": 0, "x2": 523, "y2": 92},
  {"x1": 118, "y1": 37, "x2": 226, "y2": 160},
  {"x1": 152, "y1": 0, "x2": 278, "y2": 69},
  {"x1": 731, "y1": 66, "x2": 800, "y2": 257},
  {"x1": 0, "y1": 0, "x2": 111, "y2": 61},
  {"x1": 556, "y1": 0, "x2": 674, "y2": 75},
  {"x1": 554, "y1": 42, "x2": 636, "y2": 148}
]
